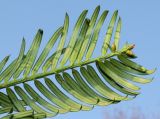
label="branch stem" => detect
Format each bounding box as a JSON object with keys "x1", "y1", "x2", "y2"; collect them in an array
[{"x1": 0, "y1": 46, "x2": 131, "y2": 89}]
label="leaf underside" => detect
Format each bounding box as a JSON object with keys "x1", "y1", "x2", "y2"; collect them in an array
[{"x1": 0, "y1": 6, "x2": 155, "y2": 119}]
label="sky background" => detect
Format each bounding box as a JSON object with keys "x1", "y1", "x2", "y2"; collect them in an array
[{"x1": 0, "y1": 0, "x2": 160, "y2": 119}]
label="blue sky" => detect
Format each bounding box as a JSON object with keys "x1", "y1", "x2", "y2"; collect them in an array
[{"x1": 0, "y1": 0, "x2": 160, "y2": 119}]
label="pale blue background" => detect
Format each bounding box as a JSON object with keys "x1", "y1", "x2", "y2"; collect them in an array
[{"x1": 0, "y1": 0, "x2": 160, "y2": 119}]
